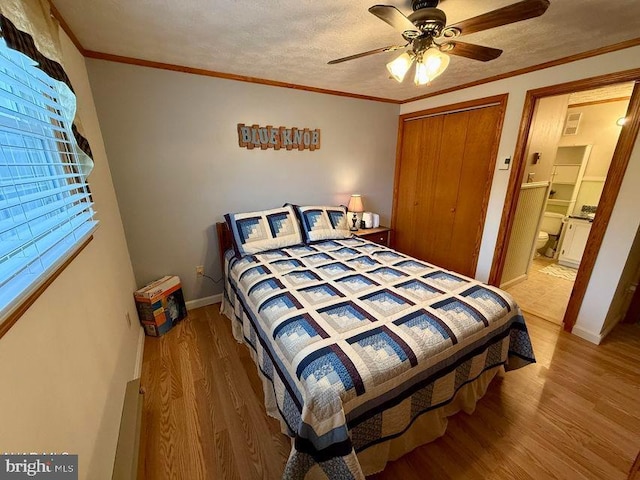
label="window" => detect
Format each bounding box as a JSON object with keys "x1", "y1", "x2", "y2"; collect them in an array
[{"x1": 0, "y1": 34, "x2": 97, "y2": 324}]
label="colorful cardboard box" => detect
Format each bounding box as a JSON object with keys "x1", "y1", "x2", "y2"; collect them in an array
[{"x1": 134, "y1": 275, "x2": 187, "y2": 336}]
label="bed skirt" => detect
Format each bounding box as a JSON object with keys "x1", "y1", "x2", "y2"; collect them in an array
[{"x1": 356, "y1": 366, "x2": 498, "y2": 475}]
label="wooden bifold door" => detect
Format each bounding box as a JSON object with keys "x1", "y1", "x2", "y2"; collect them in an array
[{"x1": 392, "y1": 96, "x2": 507, "y2": 278}]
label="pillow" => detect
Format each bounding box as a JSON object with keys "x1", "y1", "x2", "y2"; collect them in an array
[
  {"x1": 293, "y1": 205, "x2": 351, "y2": 243},
  {"x1": 225, "y1": 205, "x2": 303, "y2": 257}
]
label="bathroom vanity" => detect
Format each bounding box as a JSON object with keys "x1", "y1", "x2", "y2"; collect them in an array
[{"x1": 558, "y1": 216, "x2": 593, "y2": 268}]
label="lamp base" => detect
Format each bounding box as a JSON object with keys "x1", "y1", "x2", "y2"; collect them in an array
[{"x1": 350, "y1": 213, "x2": 358, "y2": 231}]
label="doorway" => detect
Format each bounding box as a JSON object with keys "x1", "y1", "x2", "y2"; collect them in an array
[
  {"x1": 499, "y1": 85, "x2": 633, "y2": 324},
  {"x1": 490, "y1": 70, "x2": 640, "y2": 332}
]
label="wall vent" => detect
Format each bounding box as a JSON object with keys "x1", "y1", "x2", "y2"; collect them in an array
[{"x1": 563, "y1": 112, "x2": 582, "y2": 135}]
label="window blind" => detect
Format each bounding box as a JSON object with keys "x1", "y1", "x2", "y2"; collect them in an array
[{"x1": 0, "y1": 35, "x2": 97, "y2": 321}]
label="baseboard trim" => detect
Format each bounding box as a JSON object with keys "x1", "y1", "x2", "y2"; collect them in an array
[
  {"x1": 571, "y1": 325, "x2": 602, "y2": 345},
  {"x1": 186, "y1": 294, "x2": 222, "y2": 310},
  {"x1": 133, "y1": 326, "x2": 145, "y2": 379},
  {"x1": 598, "y1": 315, "x2": 621, "y2": 342},
  {"x1": 572, "y1": 313, "x2": 622, "y2": 345}
]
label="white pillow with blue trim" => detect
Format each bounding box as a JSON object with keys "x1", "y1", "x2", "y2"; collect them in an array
[
  {"x1": 225, "y1": 205, "x2": 303, "y2": 257},
  {"x1": 294, "y1": 205, "x2": 351, "y2": 242}
]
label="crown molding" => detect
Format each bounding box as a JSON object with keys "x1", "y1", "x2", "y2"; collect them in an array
[{"x1": 82, "y1": 50, "x2": 401, "y2": 104}]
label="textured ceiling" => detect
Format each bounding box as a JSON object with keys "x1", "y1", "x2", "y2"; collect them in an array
[{"x1": 52, "y1": 0, "x2": 640, "y2": 101}]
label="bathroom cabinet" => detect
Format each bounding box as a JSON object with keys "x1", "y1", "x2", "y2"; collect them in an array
[
  {"x1": 558, "y1": 218, "x2": 592, "y2": 269},
  {"x1": 546, "y1": 145, "x2": 592, "y2": 216}
]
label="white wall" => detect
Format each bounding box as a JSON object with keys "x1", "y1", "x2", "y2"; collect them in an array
[
  {"x1": 86, "y1": 60, "x2": 400, "y2": 302},
  {"x1": 0, "y1": 32, "x2": 140, "y2": 479},
  {"x1": 602, "y1": 224, "x2": 640, "y2": 333},
  {"x1": 576, "y1": 136, "x2": 640, "y2": 342},
  {"x1": 402, "y1": 46, "x2": 640, "y2": 341}
]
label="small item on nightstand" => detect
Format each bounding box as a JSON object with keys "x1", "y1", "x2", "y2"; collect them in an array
[
  {"x1": 372, "y1": 213, "x2": 380, "y2": 228},
  {"x1": 348, "y1": 194, "x2": 364, "y2": 231},
  {"x1": 362, "y1": 212, "x2": 373, "y2": 228}
]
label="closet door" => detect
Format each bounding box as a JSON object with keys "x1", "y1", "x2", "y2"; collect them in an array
[
  {"x1": 393, "y1": 103, "x2": 503, "y2": 277},
  {"x1": 393, "y1": 115, "x2": 443, "y2": 255}
]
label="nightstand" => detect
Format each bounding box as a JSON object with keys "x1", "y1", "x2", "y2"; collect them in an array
[{"x1": 353, "y1": 226, "x2": 391, "y2": 247}]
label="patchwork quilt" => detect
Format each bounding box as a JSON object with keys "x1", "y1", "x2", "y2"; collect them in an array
[{"x1": 222, "y1": 237, "x2": 535, "y2": 479}]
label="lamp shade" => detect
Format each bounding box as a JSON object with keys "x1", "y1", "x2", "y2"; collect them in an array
[
  {"x1": 387, "y1": 52, "x2": 415, "y2": 83},
  {"x1": 414, "y1": 48, "x2": 450, "y2": 86},
  {"x1": 348, "y1": 194, "x2": 364, "y2": 213}
]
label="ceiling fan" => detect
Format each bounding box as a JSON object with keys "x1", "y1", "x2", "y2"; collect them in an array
[{"x1": 328, "y1": 0, "x2": 550, "y2": 86}]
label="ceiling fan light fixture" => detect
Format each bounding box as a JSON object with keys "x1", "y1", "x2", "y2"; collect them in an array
[
  {"x1": 330, "y1": 1, "x2": 550, "y2": 88},
  {"x1": 387, "y1": 52, "x2": 415, "y2": 82},
  {"x1": 414, "y1": 48, "x2": 449, "y2": 85}
]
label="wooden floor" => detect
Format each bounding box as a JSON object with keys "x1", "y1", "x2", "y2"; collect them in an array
[{"x1": 138, "y1": 304, "x2": 640, "y2": 480}]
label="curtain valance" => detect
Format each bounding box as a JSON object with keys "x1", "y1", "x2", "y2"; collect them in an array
[{"x1": 0, "y1": 0, "x2": 93, "y2": 162}]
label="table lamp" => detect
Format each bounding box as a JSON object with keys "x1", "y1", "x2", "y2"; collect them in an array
[{"x1": 347, "y1": 194, "x2": 364, "y2": 231}]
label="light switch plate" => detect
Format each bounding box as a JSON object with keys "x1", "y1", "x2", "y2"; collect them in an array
[{"x1": 499, "y1": 157, "x2": 511, "y2": 170}]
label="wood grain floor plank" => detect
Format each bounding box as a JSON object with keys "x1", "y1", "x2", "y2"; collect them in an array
[
  {"x1": 180, "y1": 308, "x2": 207, "y2": 383},
  {"x1": 155, "y1": 337, "x2": 180, "y2": 480},
  {"x1": 174, "y1": 340, "x2": 208, "y2": 479},
  {"x1": 138, "y1": 305, "x2": 640, "y2": 479}
]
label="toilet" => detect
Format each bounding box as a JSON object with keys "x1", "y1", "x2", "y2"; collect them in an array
[{"x1": 535, "y1": 212, "x2": 565, "y2": 252}]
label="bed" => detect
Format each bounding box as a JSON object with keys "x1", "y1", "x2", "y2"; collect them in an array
[{"x1": 217, "y1": 208, "x2": 535, "y2": 480}]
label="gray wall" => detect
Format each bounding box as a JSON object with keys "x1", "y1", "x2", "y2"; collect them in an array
[{"x1": 87, "y1": 59, "x2": 399, "y2": 301}]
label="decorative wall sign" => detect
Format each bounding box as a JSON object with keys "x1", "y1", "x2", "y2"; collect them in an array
[{"x1": 237, "y1": 124, "x2": 321, "y2": 151}]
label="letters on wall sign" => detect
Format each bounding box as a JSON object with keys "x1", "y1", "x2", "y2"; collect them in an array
[{"x1": 237, "y1": 124, "x2": 321, "y2": 151}]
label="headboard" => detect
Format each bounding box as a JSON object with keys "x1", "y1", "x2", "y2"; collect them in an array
[{"x1": 216, "y1": 222, "x2": 233, "y2": 271}]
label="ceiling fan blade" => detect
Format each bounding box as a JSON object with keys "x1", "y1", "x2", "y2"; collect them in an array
[
  {"x1": 328, "y1": 45, "x2": 406, "y2": 65},
  {"x1": 449, "y1": 0, "x2": 550, "y2": 36},
  {"x1": 443, "y1": 41, "x2": 503, "y2": 62},
  {"x1": 369, "y1": 5, "x2": 420, "y2": 36}
]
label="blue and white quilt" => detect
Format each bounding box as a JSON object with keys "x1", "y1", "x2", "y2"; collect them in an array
[{"x1": 221, "y1": 237, "x2": 535, "y2": 479}]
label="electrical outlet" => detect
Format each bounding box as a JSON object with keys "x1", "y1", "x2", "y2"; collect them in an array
[
  {"x1": 125, "y1": 311, "x2": 131, "y2": 327},
  {"x1": 196, "y1": 265, "x2": 205, "y2": 276}
]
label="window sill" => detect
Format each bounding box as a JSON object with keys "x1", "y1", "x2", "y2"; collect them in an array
[{"x1": 0, "y1": 235, "x2": 94, "y2": 340}]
